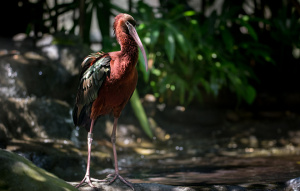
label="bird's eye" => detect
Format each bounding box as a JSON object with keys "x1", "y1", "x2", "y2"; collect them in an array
[
  {"x1": 125, "y1": 21, "x2": 131, "y2": 28},
  {"x1": 126, "y1": 20, "x2": 136, "y2": 28}
]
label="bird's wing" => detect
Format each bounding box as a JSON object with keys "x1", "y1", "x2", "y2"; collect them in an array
[{"x1": 73, "y1": 52, "x2": 111, "y2": 127}]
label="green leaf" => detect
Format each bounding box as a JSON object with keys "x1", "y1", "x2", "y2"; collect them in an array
[
  {"x1": 242, "y1": 15, "x2": 250, "y2": 22},
  {"x1": 221, "y1": 27, "x2": 234, "y2": 53},
  {"x1": 175, "y1": 32, "x2": 187, "y2": 53},
  {"x1": 244, "y1": 85, "x2": 256, "y2": 104},
  {"x1": 199, "y1": 78, "x2": 211, "y2": 93},
  {"x1": 166, "y1": 24, "x2": 188, "y2": 54},
  {"x1": 183, "y1": 10, "x2": 196, "y2": 17},
  {"x1": 164, "y1": 28, "x2": 175, "y2": 63},
  {"x1": 138, "y1": 47, "x2": 149, "y2": 82},
  {"x1": 149, "y1": 25, "x2": 160, "y2": 47},
  {"x1": 130, "y1": 90, "x2": 153, "y2": 138}
]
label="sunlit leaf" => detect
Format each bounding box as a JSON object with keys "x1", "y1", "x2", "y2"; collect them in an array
[
  {"x1": 130, "y1": 90, "x2": 153, "y2": 138},
  {"x1": 152, "y1": 68, "x2": 161, "y2": 76},
  {"x1": 137, "y1": 23, "x2": 145, "y2": 30},
  {"x1": 164, "y1": 28, "x2": 175, "y2": 63},
  {"x1": 138, "y1": 46, "x2": 149, "y2": 82},
  {"x1": 166, "y1": 24, "x2": 188, "y2": 54},
  {"x1": 150, "y1": 25, "x2": 160, "y2": 47},
  {"x1": 183, "y1": 10, "x2": 196, "y2": 17},
  {"x1": 190, "y1": 19, "x2": 198, "y2": 25},
  {"x1": 242, "y1": 15, "x2": 250, "y2": 22}
]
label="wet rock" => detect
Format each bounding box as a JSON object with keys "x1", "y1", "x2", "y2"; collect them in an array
[
  {"x1": 0, "y1": 61, "x2": 22, "y2": 97},
  {"x1": 0, "y1": 33, "x2": 90, "y2": 102},
  {"x1": 286, "y1": 177, "x2": 300, "y2": 191},
  {"x1": 6, "y1": 137, "x2": 111, "y2": 181},
  {"x1": 0, "y1": 123, "x2": 10, "y2": 149},
  {"x1": 0, "y1": 53, "x2": 77, "y2": 100},
  {"x1": 0, "y1": 97, "x2": 73, "y2": 139},
  {"x1": 0, "y1": 149, "x2": 76, "y2": 191},
  {"x1": 70, "y1": 179, "x2": 196, "y2": 191},
  {"x1": 212, "y1": 185, "x2": 247, "y2": 191}
]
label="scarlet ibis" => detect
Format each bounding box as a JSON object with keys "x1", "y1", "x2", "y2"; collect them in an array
[{"x1": 73, "y1": 13, "x2": 148, "y2": 189}]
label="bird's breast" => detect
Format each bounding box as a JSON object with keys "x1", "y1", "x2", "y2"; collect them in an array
[
  {"x1": 90, "y1": 67, "x2": 138, "y2": 119},
  {"x1": 106, "y1": 67, "x2": 137, "y2": 102}
]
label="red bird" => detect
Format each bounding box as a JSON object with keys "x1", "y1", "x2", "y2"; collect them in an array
[{"x1": 73, "y1": 13, "x2": 148, "y2": 189}]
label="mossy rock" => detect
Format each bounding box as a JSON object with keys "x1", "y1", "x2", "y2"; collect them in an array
[{"x1": 0, "y1": 149, "x2": 76, "y2": 191}]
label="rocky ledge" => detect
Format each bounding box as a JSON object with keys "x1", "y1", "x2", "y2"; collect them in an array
[
  {"x1": 0, "y1": 149, "x2": 195, "y2": 191},
  {"x1": 1, "y1": 149, "x2": 300, "y2": 191},
  {"x1": 69, "y1": 181, "x2": 196, "y2": 191}
]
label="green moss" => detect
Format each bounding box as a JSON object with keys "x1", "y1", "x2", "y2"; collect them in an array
[{"x1": 0, "y1": 149, "x2": 77, "y2": 191}]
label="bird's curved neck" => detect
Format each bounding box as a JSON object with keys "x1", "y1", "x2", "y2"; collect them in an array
[{"x1": 119, "y1": 34, "x2": 139, "y2": 66}]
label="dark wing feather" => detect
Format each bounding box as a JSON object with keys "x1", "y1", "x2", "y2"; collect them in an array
[{"x1": 73, "y1": 52, "x2": 111, "y2": 130}]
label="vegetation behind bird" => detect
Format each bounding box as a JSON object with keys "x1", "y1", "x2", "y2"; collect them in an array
[{"x1": 5, "y1": 0, "x2": 299, "y2": 114}]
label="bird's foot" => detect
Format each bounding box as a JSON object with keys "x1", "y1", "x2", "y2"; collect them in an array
[
  {"x1": 75, "y1": 175, "x2": 94, "y2": 188},
  {"x1": 75, "y1": 175, "x2": 108, "y2": 188},
  {"x1": 109, "y1": 173, "x2": 134, "y2": 190}
]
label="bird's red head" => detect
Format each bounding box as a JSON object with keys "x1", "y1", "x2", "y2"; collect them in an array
[{"x1": 113, "y1": 13, "x2": 148, "y2": 71}]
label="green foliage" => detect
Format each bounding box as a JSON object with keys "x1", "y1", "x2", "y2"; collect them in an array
[
  {"x1": 130, "y1": 90, "x2": 153, "y2": 138},
  {"x1": 132, "y1": 0, "x2": 299, "y2": 105},
  {"x1": 131, "y1": 1, "x2": 261, "y2": 105},
  {"x1": 25, "y1": 0, "x2": 300, "y2": 107}
]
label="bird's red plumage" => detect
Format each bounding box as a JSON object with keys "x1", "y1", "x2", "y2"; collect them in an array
[
  {"x1": 90, "y1": 14, "x2": 140, "y2": 120},
  {"x1": 73, "y1": 13, "x2": 147, "y2": 189},
  {"x1": 90, "y1": 51, "x2": 138, "y2": 119}
]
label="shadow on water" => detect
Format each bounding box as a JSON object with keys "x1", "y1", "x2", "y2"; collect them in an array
[
  {"x1": 95, "y1": 107, "x2": 300, "y2": 190},
  {"x1": 68, "y1": 108, "x2": 300, "y2": 190}
]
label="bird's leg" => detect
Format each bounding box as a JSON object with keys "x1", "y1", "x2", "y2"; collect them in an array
[
  {"x1": 109, "y1": 117, "x2": 134, "y2": 190},
  {"x1": 76, "y1": 120, "x2": 106, "y2": 188},
  {"x1": 76, "y1": 132, "x2": 94, "y2": 188}
]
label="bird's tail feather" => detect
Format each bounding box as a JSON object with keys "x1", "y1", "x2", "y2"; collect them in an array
[{"x1": 73, "y1": 105, "x2": 92, "y2": 132}]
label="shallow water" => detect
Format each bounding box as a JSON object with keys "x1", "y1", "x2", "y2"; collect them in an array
[
  {"x1": 62, "y1": 109, "x2": 300, "y2": 190},
  {"x1": 117, "y1": 151, "x2": 299, "y2": 189},
  {"x1": 71, "y1": 132, "x2": 300, "y2": 190}
]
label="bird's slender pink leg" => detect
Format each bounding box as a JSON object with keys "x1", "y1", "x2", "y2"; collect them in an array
[
  {"x1": 109, "y1": 117, "x2": 134, "y2": 190},
  {"x1": 76, "y1": 119, "x2": 106, "y2": 188}
]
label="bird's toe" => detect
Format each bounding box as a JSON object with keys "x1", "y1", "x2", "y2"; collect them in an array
[{"x1": 108, "y1": 174, "x2": 134, "y2": 190}]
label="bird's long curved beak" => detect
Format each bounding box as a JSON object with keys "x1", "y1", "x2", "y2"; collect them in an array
[{"x1": 127, "y1": 22, "x2": 148, "y2": 71}]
